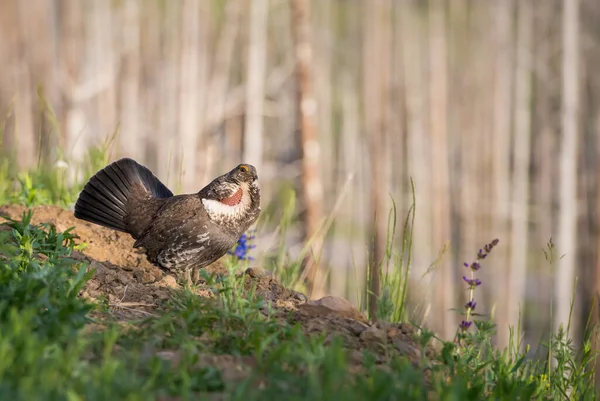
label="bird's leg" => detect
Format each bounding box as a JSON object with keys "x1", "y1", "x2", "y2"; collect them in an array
[
  {"x1": 181, "y1": 267, "x2": 200, "y2": 288},
  {"x1": 191, "y1": 266, "x2": 200, "y2": 284},
  {"x1": 183, "y1": 269, "x2": 193, "y2": 287}
]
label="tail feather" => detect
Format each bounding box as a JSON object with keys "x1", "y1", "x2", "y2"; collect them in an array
[
  {"x1": 93, "y1": 168, "x2": 129, "y2": 206},
  {"x1": 74, "y1": 158, "x2": 173, "y2": 235},
  {"x1": 84, "y1": 177, "x2": 127, "y2": 216},
  {"x1": 75, "y1": 195, "x2": 126, "y2": 231}
]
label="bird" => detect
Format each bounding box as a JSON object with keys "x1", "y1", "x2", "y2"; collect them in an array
[{"x1": 73, "y1": 158, "x2": 261, "y2": 283}]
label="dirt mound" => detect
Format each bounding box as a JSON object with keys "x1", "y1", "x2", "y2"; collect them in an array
[{"x1": 0, "y1": 204, "x2": 433, "y2": 373}]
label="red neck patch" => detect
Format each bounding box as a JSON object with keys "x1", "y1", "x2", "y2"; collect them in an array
[{"x1": 219, "y1": 188, "x2": 243, "y2": 206}]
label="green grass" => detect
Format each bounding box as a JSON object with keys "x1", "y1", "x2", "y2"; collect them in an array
[{"x1": 0, "y1": 151, "x2": 598, "y2": 400}]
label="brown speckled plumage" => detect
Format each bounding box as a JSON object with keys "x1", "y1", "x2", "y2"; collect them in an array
[{"x1": 74, "y1": 158, "x2": 260, "y2": 277}]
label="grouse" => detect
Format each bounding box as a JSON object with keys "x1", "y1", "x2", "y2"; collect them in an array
[{"x1": 73, "y1": 158, "x2": 261, "y2": 281}]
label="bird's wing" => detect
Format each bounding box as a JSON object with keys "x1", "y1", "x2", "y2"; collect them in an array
[
  {"x1": 134, "y1": 196, "x2": 235, "y2": 269},
  {"x1": 132, "y1": 196, "x2": 199, "y2": 249},
  {"x1": 155, "y1": 219, "x2": 233, "y2": 271}
]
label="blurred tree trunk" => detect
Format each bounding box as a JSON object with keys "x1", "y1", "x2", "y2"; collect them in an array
[
  {"x1": 59, "y1": 0, "x2": 86, "y2": 183},
  {"x1": 290, "y1": 0, "x2": 324, "y2": 298},
  {"x1": 0, "y1": 0, "x2": 16, "y2": 156},
  {"x1": 119, "y1": 0, "x2": 142, "y2": 160},
  {"x1": 350, "y1": 2, "x2": 370, "y2": 309},
  {"x1": 331, "y1": 0, "x2": 363, "y2": 304},
  {"x1": 337, "y1": 70, "x2": 360, "y2": 302},
  {"x1": 243, "y1": 0, "x2": 268, "y2": 174},
  {"x1": 13, "y1": 1, "x2": 36, "y2": 170},
  {"x1": 364, "y1": 0, "x2": 391, "y2": 321},
  {"x1": 90, "y1": 0, "x2": 117, "y2": 156},
  {"x1": 179, "y1": 0, "x2": 208, "y2": 193},
  {"x1": 594, "y1": 99, "x2": 600, "y2": 386},
  {"x1": 428, "y1": 0, "x2": 454, "y2": 339},
  {"x1": 314, "y1": 0, "x2": 334, "y2": 210},
  {"x1": 531, "y1": 2, "x2": 559, "y2": 333},
  {"x1": 313, "y1": 0, "x2": 335, "y2": 296},
  {"x1": 509, "y1": 0, "x2": 533, "y2": 349},
  {"x1": 451, "y1": 0, "x2": 478, "y2": 313},
  {"x1": 401, "y1": 1, "x2": 433, "y2": 325},
  {"x1": 554, "y1": 0, "x2": 580, "y2": 339},
  {"x1": 141, "y1": 1, "x2": 163, "y2": 169},
  {"x1": 390, "y1": 5, "x2": 406, "y2": 226},
  {"x1": 208, "y1": 0, "x2": 241, "y2": 172},
  {"x1": 473, "y1": 4, "x2": 497, "y2": 313},
  {"x1": 492, "y1": 0, "x2": 514, "y2": 349},
  {"x1": 17, "y1": 0, "x2": 60, "y2": 166},
  {"x1": 199, "y1": 1, "x2": 241, "y2": 173},
  {"x1": 157, "y1": 4, "x2": 181, "y2": 186}
]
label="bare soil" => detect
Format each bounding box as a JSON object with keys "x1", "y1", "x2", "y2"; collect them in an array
[{"x1": 0, "y1": 204, "x2": 435, "y2": 384}]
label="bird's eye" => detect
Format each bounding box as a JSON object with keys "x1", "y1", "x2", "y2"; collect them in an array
[{"x1": 239, "y1": 165, "x2": 249, "y2": 172}]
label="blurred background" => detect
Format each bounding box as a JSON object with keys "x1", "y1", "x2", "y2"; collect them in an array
[{"x1": 0, "y1": 0, "x2": 598, "y2": 371}]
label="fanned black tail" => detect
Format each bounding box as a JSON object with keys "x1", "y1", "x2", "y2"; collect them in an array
[{"x1": 74, "y1": 158, "x2": 173, "y2": 235}]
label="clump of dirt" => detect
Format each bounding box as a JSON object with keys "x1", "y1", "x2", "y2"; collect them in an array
[
  {"x1": 0, "y1": 204, "x2": 179, "y2": 318},
  {"x1": 0, "y1": 204, "x2": 435, "y2": 379}
]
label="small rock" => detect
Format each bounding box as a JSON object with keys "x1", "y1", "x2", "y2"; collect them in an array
[
  {"x1": 156, "y1": 350, "x2": 179, "y2": 362},
  {"x1": 304, "y1": 318, "x2": 328, "y2": 334},
  {"x1": 392, "y1": 338, "x2": 420, "y2": 362},
  {"x1": 117, "y1": 272, "x2": 131, "y2": 285},
  {"x1": 360, "y1": 326, "x2": 387, "y2": 343},
  {"x1": 142, "y1": 294, "x2": 155, "y2": 304},
  {"x1": 133, "y1": 270, "x2": 155, "y2": 283},
  {"x1": 359, "y1": 326, "x2": 388, "y2": 352},
  {"x1": 348, "y1": 320, "x2": 370, "y2": 336},
  {"x1": 349, "y1": 349, "x2": 364, "y2": 364},
  {"x1": 274, "y1": 299, "x2": 300, "y2": 311},
  {"x1": 86, "y1": 280, "x2": 100, "y2": 291},
  {"x1": 293, "y1": 292, "x2": 308, "y2": 302},
  {"x1": 386, "y1": 327, "x2": 400, "y2": 338},
  {"x1": 154, "y1": 274, "x2": 178, "y2": 288},
  {"x1": 297, "y1": 295, "x2": 368, "y2": 323},
  {"x1": 35, "y1": 253, "x2": 48, "y2": 262},
  {"x1": 139, "y1": 269, "x2": 164, "y2": 284},
  {"x1": 245, "y1": 267, "x2": 272, "y2": 279},
  {"x1": 89, "y1": 260, "x2": 106, "y2": 274}
]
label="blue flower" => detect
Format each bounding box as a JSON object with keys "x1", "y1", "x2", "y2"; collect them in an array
[{"x1": 227, "y1": 230, "x2": 257, "y2": 261}]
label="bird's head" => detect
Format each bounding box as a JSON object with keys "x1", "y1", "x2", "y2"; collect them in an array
[{"x1": 199, "y1": 164, "x2": 261, "y2": 230}]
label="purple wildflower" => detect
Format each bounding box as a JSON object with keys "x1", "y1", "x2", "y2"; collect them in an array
[
  {"x1": 462, "y1": 276, "x2": 482, "y2": 287},
  {"x1": 484, "y1": 239, "x2": 499, "y2": 253},
  {"x1": 459, "y1": 320, "x2": 472, "y2": 331},
  {"x1": 456, "y1": 238, "x2": 500, "y2": 344},
  {"x1": 464, "y1": 261, "x2": 481, "y2": 271},
  {"x1": 477, "y1": 238, "x2": 500, "y2": 260},
  {"x1": 477, "y1": 249, "x2": 488, "y2": 259}
]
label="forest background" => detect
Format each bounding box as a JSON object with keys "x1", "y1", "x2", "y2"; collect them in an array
[{"x1": 0, "y1": 0, "x2": 597, "y2": 380}]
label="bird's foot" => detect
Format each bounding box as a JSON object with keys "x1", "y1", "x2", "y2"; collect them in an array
[{"x1": 177, "y1": 267, "x2": 200, "y2": 289}]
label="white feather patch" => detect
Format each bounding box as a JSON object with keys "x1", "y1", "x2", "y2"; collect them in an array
[{"x1": 202, "y1": 182, "x2": 253, "y2": 223}]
